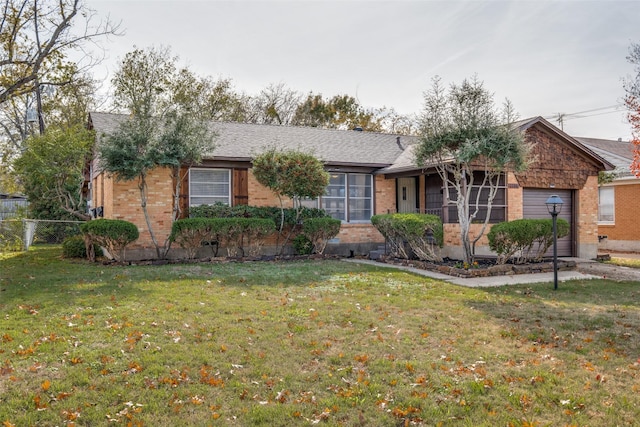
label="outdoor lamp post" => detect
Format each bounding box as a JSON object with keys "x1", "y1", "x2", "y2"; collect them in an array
[{"x1": 545, "y1": 195, "x2": 564, "y2": 290}]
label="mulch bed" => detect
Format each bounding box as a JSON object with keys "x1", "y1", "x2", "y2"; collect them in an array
[{"x1": 376, "y1": 256, "x2": 577, "y2": 279}]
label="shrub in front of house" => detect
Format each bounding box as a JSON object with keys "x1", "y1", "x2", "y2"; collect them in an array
[
  {"x1": 371, "y1": 214, "x2": 443, "y2": 262},
  {"x1": 222, "y1": 217, "x2": 276, "y2": 257},
  {"x1": 80, "y1": 219, "x2": 139, "y2": 262},
  {"x1": 300, "y1": 217, "x2": 341, "y2": 254},
  {"x1": 189, "y1": 203, "x2": 333, "y2": 256},
  {"x1": 488, "y1": 218, "x2": 570, "y2": 264},
  {"x1": 189, "y1": 203, "x2": 328, "y2": 226},
  {"x1": 293, "y1": 234, "x2": 313, "y2": 255},
  {"x1": 170, "y1": 217, "x2": 276, "y2": 258},
  {"x1": 169, "y1": 218, "x2": 218, "y2": 260},
  {"x1": 62, "y1": 235, "x2": 103, "y2": 259}
]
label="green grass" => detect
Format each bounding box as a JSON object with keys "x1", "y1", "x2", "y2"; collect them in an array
[
  {"x1": 606, "y1": 256, "x2": 640, "y2": 269},
  {"x1": 1, "y1": 246, "x2": 640, "y2": 426}
]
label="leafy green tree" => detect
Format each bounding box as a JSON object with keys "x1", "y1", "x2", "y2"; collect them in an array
[
  {"x1": 99, "y1": 46, "x2": 214, "y2": 259},
  {"x1": 252, "y1": 147, "x2": 329, "y2": 253},
  {"x1": 13, "y1": 125, "x2": 93, "y2": 220},
  {"x1": 624, "y1": 42, "x2": 640, "y2": 176},
  {"x1": 0, "y1": 0, "x2": 117, "y2": 195},
  {"x1": 0, "y1": 0, "x2": 120, "y2": 112},
  {"x1": 292, "y1": 92, "x2": 386, "y2": 131},
  {"x1": 415, "y1": 76, "x2": 530, "y2": 263},
  {"x1": 172, "y1": 73, "x2": 250, "y2": 122},
  {"x1": 1, "y1": 65, "x2": 97, "y2": 159},
  {"x1": 292, "y1": 93, "x2": 336, "y2": 127}
]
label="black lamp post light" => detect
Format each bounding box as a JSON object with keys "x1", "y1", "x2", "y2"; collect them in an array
[{"x1": 545, "y1": 195, "x2": 564, "y2": 290}]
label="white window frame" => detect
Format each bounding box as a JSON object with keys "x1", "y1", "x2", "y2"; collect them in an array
[
  {"x1": 598, "y1": 186, "x2": 615, "y2": 224},
  {"x1": 189, "y1": 168, "x2": 231, "y2": 206}
]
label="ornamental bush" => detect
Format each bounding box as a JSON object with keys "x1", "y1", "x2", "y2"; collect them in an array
[
  {"x1": 62, "y1": 235, "x2": 103, "y2": 259},
  {"x1": 300, "y1": 217, "x2": 341, "y2": 254},
  {"x1": 189, "y1": 203, "x2": 327, "y2": 226},
  {"x1": 170, "y1": 217, "x2": 276, "y2": 258},
  {"x1": 487, "y1": 218, "x2": 570, "y2": 264},
  {"x1": 222, "y1": 217, "x2": 276, "y2": 257},
  {"x1": 80, "y1": 219, "x2": 139, "y2": 262},
  {"x1": 371, "y1": 214, "x2": 443, "y2": 262},
  {"x1": 169, "y1": 218, "x2": 219, "y2": 259},
  {"x1": 292, "y1": 234, "x2": 313, "y2": 255}
]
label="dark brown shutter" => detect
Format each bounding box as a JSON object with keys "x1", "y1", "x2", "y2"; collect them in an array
[
  {"x1": 178, "y1": 166, "x2": 190, "y2": 218},
  {"x1": 233, "y1": 169, "x2": 249, "y2": 206}
]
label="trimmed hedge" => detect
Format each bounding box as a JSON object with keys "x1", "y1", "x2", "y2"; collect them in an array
[
  {"x1": 292, "y1": 234, "x2": 313, "y2": 255},
  {"x1": 170, "y1": 217, "x2": 276, "y2": 258},
  {"x1": 487, "y1": 218, "x2": 570, "y2": 264},
  {"x1": 300, "y1": 217, "x2": 341, "y2": 254},
  {"x1": 371, "y1": 213, "x2": 443, "y2": 262},
  {"x1": 189, "y1": 203, "x2": 328, "y2": 225},
  {"x1": 80, "y1": 219, "x2": 139, "y2": 262},
  {"x1": 169, "y1": 218, "x2": 219, "y2": 259}
]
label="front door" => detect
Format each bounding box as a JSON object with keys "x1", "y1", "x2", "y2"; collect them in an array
[{"x1": 397, "y1": 177, "x2": 418, "y2": 213}]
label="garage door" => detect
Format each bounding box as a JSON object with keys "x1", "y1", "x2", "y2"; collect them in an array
[{"x1": 522, "y1": 189, "x2": 573, "y2": 257}]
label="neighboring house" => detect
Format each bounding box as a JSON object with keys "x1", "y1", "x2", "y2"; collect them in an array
[
  {"x1": 0, "y1": 193, "x2": 28, "y2": 220},
  {"x1": 88, "y1": 112, "x2": 612, "y2": 260},
  {"x1": 577, "y1": 137, "x2": 640, "y2": 253}
]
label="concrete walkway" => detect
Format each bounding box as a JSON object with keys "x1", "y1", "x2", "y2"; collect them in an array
[{"x1": 343, "y1": 258, "x2": 602, "y2": 288}]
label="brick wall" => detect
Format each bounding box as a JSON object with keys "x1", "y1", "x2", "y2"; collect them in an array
[
  {"x1": 375, "y1": 175, "x2": 395, "y2": 215},
  {"x1": 599, "y1": 181, "x2": 640, "y2": 241},
  {"x1": 506, "y1": 172, "x2": 523, "y2": 221},
  {"x1": 577, "y1": 175, "x2": 599, "y2": 246},
  {"x1": 336, "y1": 223, "x2": 384, "y2": 244},
  {"x1": 247, "y1": 170, "x2": 293, "y2": 207},
  {"x1": 93, "y1": 168, "x2": 176, "y2": 249},
  {"x1": 97, "y1": 168, "x2": 389, "y2": 253}
]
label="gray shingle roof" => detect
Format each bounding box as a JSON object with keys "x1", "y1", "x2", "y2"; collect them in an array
[
  {"x1": 576, "y1": 137, "x2": 634, "y2": 177},
  {"x1": 89, "y1": 112, "x2": 414, "y2": 167},
  {"x1": 379, "y1": 116, "x2": 615, "y2": 174}
]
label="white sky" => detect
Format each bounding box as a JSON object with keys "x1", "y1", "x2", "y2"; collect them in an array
[{"x1": 86, "y1": 0, "x2": 640, "y2": 141}]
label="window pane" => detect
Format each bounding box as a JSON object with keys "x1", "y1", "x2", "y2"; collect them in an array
[
  {"x1": 322, "y1": 173, "x2": 346, "y2": 220},
  {"x1": 348, "y1": 174, "x2": 372, "y2": 221},
  {"x1": 319, "y1": 173, "x2": 373, "y2": 222},
  {"x1": 300, "y1": 197, "x2": 318, "y2": 209},
  {"x1": 190, "y1": 168, "x2": 230, "y2": 206},
  {"x1": 598, "y1": 187, "x2": 614, "y2": 222},
  {"x1": 349, "y1": 199, "x2": 371, "y2": 221},
  {"x1": 322, "y1": 199, "x2": 345, "y2": 221}
]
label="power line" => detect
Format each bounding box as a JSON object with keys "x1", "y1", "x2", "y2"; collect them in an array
[{"x1": 544, "y1": 104, "x2": 625, "y2": 130}]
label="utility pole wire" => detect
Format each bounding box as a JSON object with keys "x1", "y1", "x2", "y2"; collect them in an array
[{"x1": 544, "y1": 104, "x2": 625, "y2": 129}]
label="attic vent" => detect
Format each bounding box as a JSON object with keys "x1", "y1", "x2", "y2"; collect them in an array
[{"x1": 353, "y1": 126, "x2": 363, "y2": 131}]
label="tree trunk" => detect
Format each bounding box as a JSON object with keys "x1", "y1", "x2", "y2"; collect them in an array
[{"x1": 138, "y1": 174, "x2": 163, "y2": 259}]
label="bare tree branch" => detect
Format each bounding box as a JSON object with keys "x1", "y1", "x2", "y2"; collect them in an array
[{"x1": 0, "y1": 0, "x2": 122, "y2": 104}]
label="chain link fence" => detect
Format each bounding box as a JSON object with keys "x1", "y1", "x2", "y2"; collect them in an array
[{"x1": 0, "y1": 219, "x2": 84, "y2": 252}]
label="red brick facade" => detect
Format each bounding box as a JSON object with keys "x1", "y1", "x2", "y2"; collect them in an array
[
  {"x1": 599, "y1": 179, "x2": 640, "y2": 252},
  {"x1": 90, "y1": 118, "x2": 607, "y2": 260}
]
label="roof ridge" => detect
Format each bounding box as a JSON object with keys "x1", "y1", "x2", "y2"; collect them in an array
[{"x1": 89, "y1": 111, "x2": 413, "y2": 138}]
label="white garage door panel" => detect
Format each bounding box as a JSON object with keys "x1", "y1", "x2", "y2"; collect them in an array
[{"x1": 522, "y1": 189, "x2": 573, "y2": 257}]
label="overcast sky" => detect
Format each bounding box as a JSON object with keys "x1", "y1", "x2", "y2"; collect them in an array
[{"x1": 86, "y1": 0, "x2": 639, "y2": 140}]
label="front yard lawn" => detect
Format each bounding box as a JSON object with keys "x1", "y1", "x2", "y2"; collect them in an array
[{"x1": 1, "y1": 246, "x2": 639, "y2": 426}]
